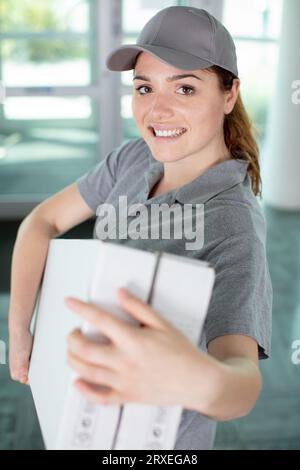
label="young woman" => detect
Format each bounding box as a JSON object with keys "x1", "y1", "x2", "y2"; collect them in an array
[{"x1": 8, "y1": 6, "x2": 272, "y2": 450}]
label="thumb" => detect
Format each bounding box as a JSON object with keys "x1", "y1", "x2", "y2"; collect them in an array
[{"x1": 118, "y1": 288, "x2": 169, "y2": 330}]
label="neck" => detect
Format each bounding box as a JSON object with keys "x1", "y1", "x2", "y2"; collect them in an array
[{"x1": 159, "y1": 139, "x2": 231, "y2": 192}]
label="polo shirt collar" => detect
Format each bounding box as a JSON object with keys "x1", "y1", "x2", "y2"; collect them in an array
[{"x1": 145, "y1": 152, "x2": 249, "y2": 204}]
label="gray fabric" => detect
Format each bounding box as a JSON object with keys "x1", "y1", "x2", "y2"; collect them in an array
[
  {"x1": 105, "y1": 6, "x2": 238, "y2": 76},
  {"x1": 76, "y1": 137, "x2": 273, "y2": 450}
]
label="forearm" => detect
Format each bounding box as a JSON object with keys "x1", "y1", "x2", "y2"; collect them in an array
[
  {"x1": 8, "y1": 210, "x2": 58, "y2": 334},
  {"x1": 190, "y1": 353, "x2": 262, "y2": 421}
]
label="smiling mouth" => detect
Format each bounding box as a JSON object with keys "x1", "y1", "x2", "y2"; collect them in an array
[{"x1": 149, "y1": 127, "x2": 187, "y2": 139}]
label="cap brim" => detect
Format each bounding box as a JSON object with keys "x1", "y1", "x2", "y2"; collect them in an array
[{"x1": 105, "y1": 44, "x2": 214, "y2": 71}]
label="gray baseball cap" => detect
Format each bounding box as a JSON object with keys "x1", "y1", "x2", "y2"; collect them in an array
[{"x1": 105, "y1": 6, "x2": 238, "y2": 76}]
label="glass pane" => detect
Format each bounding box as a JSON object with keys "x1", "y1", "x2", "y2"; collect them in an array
[
  {"x1": 0, "y1": 0, "x2": 91, "y2": 87},
  {"x1": 0, "y1": 0, "x2": 98, "y2": 201},
  {"x1": 223, "y1": 0, "x2": 283, "y2": 39},
  {"x1": 236, "y1": 40, "x2": 279, "y2": 139},
  {"x1": 4, "y1": 96, "x2": 92, "y2": 120},
  {"x1": 0, "y1": 0, "x2": 89, "y2": 33},
  {"x1": 2, "y1": 38, "x2": 90, "y2": 87}
]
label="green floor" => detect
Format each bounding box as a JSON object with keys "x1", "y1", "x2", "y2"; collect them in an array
[
  {"x1": 0, "y1": 130, "x2": 97, "y2": 198},
  {"x1": 0, "y1": 205, "x2": 300, "y2": 450}
]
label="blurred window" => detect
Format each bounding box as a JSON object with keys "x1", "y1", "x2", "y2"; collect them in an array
[
  {"x1": 0, "y1": 0, "x2": 98, "y2": 202},
  {"x1": 223, "y1": 0, "x2": 283, "y2": 141}
]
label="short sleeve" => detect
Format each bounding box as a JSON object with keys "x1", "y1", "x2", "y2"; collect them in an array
[
  {"x1": 204, "y1": 232, "x2": 273, "y2": 360},
  {"x1": 76, "y1": 142, "x2": 125, "y2": 213}
]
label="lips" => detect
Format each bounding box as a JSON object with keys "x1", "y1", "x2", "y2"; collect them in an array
[
  {"x1": 148, "y1": 126, "x2": 187, "y2": 137},
  {"x1": 148, "y1": 128, "x2": 187, "y2": 141},
  {"x1": 148, "y1": 123, "x2": 187, "y2": 130}
]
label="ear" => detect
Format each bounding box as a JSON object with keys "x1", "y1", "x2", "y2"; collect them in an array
[{"x1": 224, "y1": 78, "x2": 240, "y2": 115}]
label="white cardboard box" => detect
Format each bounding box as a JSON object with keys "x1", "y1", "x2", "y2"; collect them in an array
[{"x1": 28, "y1": 239, "x2": 215, "y2": 450}]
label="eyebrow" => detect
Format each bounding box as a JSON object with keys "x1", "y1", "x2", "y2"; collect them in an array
[{"x1": 132, "y1": 73, "x2": 203, "y2": 82}]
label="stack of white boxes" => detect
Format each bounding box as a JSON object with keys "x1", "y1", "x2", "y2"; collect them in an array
[{"x1": 29, "y1": 239, "x2": 215, "y2": 450}]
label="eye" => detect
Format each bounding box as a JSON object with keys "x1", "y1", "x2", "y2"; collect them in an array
[
  {"x1": 135, "y1": 85, "x2": 151, "y2": 95},
  {"x1": 177, "y1": 85, "x2": 195, "y2": 96},
  {"x1": 134, "y1": 84, "x2": 196, "y2": 96}
]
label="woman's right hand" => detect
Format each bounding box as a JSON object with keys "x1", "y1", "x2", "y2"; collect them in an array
[{"x1": 9, "y1": 328, "x2": 33, "y2": 385}]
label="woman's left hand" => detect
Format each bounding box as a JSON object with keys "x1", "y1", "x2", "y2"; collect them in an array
[{"x1": 65, "y1": 288, "x2": 204, "y2": 409}]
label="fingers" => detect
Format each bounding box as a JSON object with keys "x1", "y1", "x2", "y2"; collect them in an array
[
  {"x1": 68, "y1": 329, "x2": 119, "y2": 369},
  {"x1": 10, "y1": 367, "x2": 28, "y2": 384},
  {"x1": 65, "y1": 297, "x2": 136, "y2": 344},
  {"x1": 9, "y1": 353, "x2": 30, "y2": 383},
  {"x1": 10, "y1": 370, "x2": 29, "y2": 385},
  {"x1": 118, "y1": 288, "x2": 169, "y2": 330},
  {"x1": 68, "y1": 351, "x2": 119, "y2": 390},
  {"x1": 9, "y1": 330, "x2": 33, "y2": 384},
  {"x1": 74, "y1": 379, "x2": 123, "y2": 406}
]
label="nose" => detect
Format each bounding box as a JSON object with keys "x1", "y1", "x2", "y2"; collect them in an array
[{"x1": 149, "y1": 92, "x2": 174, "y2": 120}]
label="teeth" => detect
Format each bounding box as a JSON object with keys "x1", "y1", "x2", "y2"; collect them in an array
[{"x1": 153, "y1": 128, "x2": 186, "y2": 137}]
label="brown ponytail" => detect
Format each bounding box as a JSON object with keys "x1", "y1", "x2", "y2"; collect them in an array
[{"x1": 208, "y1": 65, "x2": 262, "y2": 198}]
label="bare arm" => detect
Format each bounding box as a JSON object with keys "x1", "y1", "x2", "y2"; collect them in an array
[
  {"x1": 190, "y1": 335, "x2": 262, "y2": 421},
  {"x1": 206, "y1": 334, "x2": 262, "y2": 420},
  {"x1": 8, "y1": 183, "x2": 95, "y2": 383}
]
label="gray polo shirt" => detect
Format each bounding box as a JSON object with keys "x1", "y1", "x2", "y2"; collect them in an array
[{"x1": 76, "y1": 137, "x2": 272, "y2": 450}]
